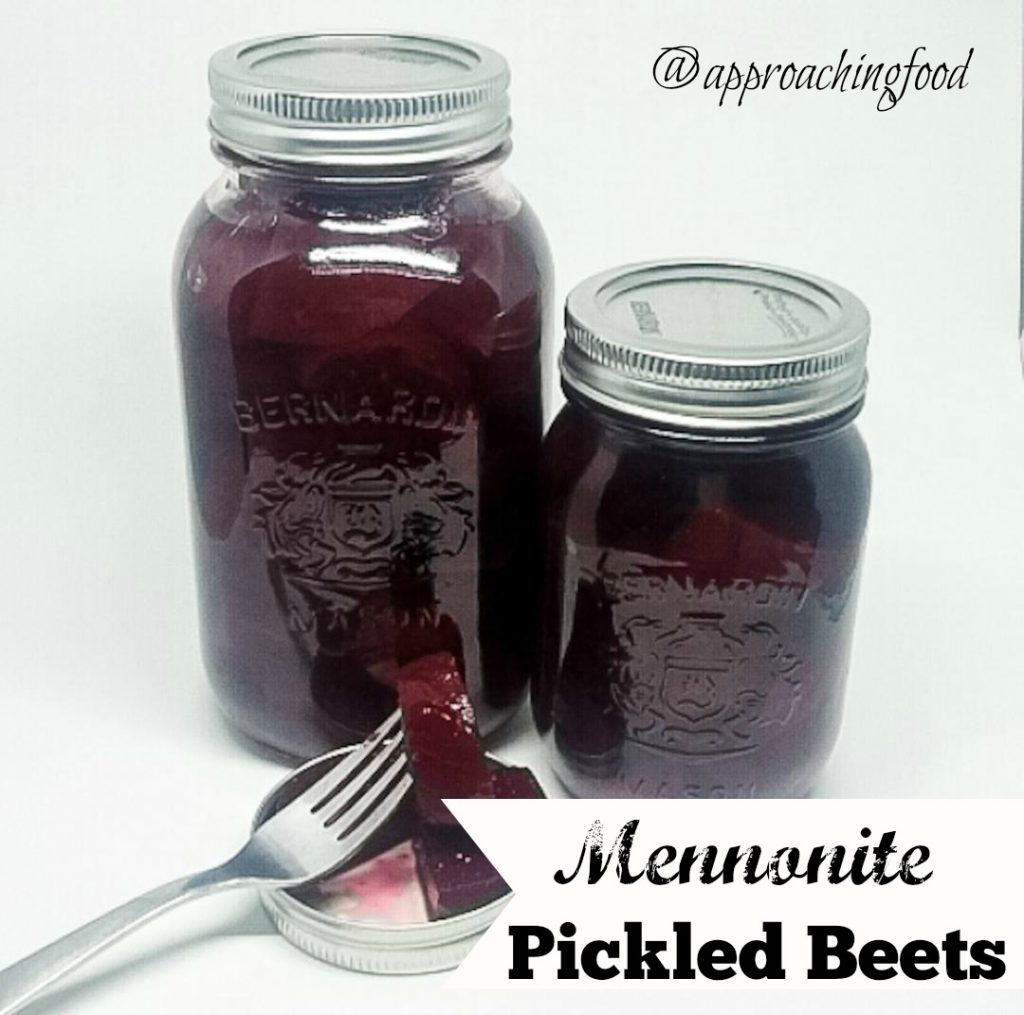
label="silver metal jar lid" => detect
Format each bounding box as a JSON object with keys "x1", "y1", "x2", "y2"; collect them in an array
[
  {"x1": 208, "y1": 33, "x2": 511, "y2": 167},
  {"x1": 562, "y1": 260, "x2": 870, "y2": 432},
  {"x1": 262, "y1": 882, "x2": 508, "y2": 975},
  {"x1": 253, "y1": 746, "x2": 511, "y2": 975}
]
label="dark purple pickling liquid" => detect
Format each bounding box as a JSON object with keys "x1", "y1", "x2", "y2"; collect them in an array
[
  {"x1": 533, "y1": 400, "x2": 871, "y2": 798},
  {"x1": 174, "y1": 161, "x2": 550, "y2": 759}
]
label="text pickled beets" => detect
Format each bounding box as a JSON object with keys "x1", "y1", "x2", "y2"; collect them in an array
[{"x1": 507, "y1": 820, "x2": 1006, "y2": 982}]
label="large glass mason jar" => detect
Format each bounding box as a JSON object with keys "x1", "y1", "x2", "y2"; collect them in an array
[
  {"x1": 534, "y1": 261, "x2": 871, "y2": 798},
  {"x1": 173, "y1": 35, "x2": 551, "y2": 758}
]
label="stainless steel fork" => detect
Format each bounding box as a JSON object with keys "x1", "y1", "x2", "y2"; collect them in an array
[{"x1": 0, "y1": 710, "x2": 410, "y2": 1014}]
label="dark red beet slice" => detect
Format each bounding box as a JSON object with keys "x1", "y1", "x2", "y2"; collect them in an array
[
  {"x1": 397, "y1": 652, "x2": 494, "y2": 824},
  {"x1": 411, "y1": 763, "x2": 544, "y2": 918},
  {"x1": 490, "y1": 765, "x2": 544, "y2": 800},
  {"x1": 413, "y1": 823, "x2": 507, "y2": 920},
  {"x1": 663, "y1": 503, "x2": 814, "y2": 587}
]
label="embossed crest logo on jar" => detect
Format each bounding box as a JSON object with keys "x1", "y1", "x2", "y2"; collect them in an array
[
  {"x1": 613, "y1": 612, "x2": 802, "y2": 756},
  {"x1": 586, "y1": 554, "x2": 804, "y2": 758},
  {"x1": 253, "y1": 453, "x2": 474, "y2": 594}
]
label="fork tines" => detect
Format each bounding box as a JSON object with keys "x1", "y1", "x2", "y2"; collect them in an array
[{"x1": 299, "y1": 708, "x2": 405, "y2": 818}]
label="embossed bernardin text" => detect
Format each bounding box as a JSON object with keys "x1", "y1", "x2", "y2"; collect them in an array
[
  {"x1": 605, "y1": 570, "x2": 809, "y2": 613},
  {"x1": 234, "y1": 389, "x2": 470, "y2": 434}
]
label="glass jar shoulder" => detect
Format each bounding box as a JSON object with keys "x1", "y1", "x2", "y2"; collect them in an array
[
  {"x1": 544, "y1": 401, "x2": 871, "y2": 558},
  {"x1": 444, "y1": 171, "x2": 552, "y2": 303},
  {"x1": 174, "y1": 165, "x2": 549, "y2": 336}
]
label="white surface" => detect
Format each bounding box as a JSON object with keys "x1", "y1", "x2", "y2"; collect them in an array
[{"x1": 0, "y1": 0, "x2": 1020, "y2": 1012}]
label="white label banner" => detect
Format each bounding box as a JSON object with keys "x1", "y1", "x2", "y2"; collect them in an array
[{"x1": 445, "y1": 799, "x2": 1022, "y2": 989}]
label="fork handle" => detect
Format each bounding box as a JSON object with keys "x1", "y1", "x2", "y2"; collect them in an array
[{"x1": 0, "y1": 859, "x2": 251, "y2": 1014}]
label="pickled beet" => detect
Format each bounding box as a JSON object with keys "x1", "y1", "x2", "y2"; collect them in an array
[
  {"x1": 489, "y1": 766, "x2": 544, "y2": 800},
  {"x1": 413, "y1": 824, "x2": 507, "y2": 920},
  {"x1": 409, "y1": 759, "x2": 543, "y2": 918},
  {"x1": 397, "y1": 652, "x2": 494, "y2": 823}
]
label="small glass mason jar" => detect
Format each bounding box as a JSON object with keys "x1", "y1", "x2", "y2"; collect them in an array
[
  {"x1": 533, "y1": 261, "x2": 871, "y2": 798},
  {"x1": 173, "y1": 35, "x2": 551, "y2": 759}
]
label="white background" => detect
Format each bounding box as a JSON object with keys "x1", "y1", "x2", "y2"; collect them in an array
[{"x1": 0, "y1": 0, "x2": 1020, "y2": 1013}]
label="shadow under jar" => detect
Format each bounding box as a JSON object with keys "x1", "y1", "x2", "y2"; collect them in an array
[
  {"x1": 173, "y1": 35, "x2": 551, "y2": 759},
  {"x1": 534, "y1": 261, "x2": 871, "y2": 798}
]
